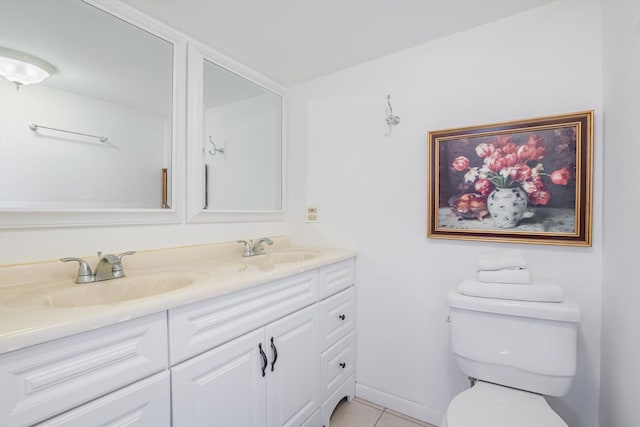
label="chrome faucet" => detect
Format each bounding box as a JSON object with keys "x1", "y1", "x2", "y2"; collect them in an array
[
  {"x1": 61, "y1": 251, "x2": 136, "y2": 284},
  {"x1": 253, "y1": 237, "x2": 273, "y2": 255},
  {"x1": 237, "y1": 238, "x2": 274, "y2": 257}
]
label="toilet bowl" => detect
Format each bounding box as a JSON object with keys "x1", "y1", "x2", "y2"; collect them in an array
[
  {"x1": 444, "y1": 287, "x2": 581, "y2": 427},
  {"x1": 442, "y1": 381, "x2": 567, "y2": 427}
]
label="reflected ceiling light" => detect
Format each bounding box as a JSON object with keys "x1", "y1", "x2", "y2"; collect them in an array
[{"x1": 0, "y1": 47, "x2": 55, "y2": 90}]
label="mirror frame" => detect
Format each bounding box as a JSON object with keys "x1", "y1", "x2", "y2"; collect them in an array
[
  {"x1": 186, "y1": 41, "x2": 286, "y2": 223},
  {"x1": 0, "y1": 0, "x2": 186, "y2": 229}
]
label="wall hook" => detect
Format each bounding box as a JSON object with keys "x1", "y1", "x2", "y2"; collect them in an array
[
  {"x1": 207, "y1": 135, "x2": 226, "y2": 156},
  {"x1": 386, "y1": 94, "x2": 400, "y2": 127}
]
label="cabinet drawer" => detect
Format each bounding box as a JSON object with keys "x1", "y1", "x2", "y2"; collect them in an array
[
  {"x1": 169, "y1": 270, "x2": 318, "y2": 364},
  {"x1": 319, "y1": 287, "x2": 355, "y2": 350},
  {"x1": 0, "y1": 312, "x2": 167, "y2": 427},
  {"x1": 320, "y1": 331, "x2": 356, "y2": 401},
  {"x1": 36, "y1": 371, "x2": 170, "y2": 427},
  {"x1": 318, "y1": 259, "x2": 355, "y2": 299}
]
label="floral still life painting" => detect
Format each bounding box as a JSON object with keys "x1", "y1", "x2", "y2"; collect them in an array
[{"x1": 427, "y1": 111, "x2": 593, "y2": 246}]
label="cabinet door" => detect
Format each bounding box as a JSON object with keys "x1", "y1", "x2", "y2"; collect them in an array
[
  {"x1": 36, "y1": 371, "x2": 170, "y2": 427},
  {"x1": 171, "y1": 328, "x2": 267, "y2": 427},
  {"x1": 265, "y1": 304, "x2": 320, "y2": 427}
]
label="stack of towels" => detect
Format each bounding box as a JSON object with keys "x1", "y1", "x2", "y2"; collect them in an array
[{"x1": 458, "y1": 250, "x2": 564, "y2": 302}]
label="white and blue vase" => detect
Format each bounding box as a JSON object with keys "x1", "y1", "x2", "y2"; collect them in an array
[{"x1": 487, "y1": 186, "x2": 528, "y2": 228}]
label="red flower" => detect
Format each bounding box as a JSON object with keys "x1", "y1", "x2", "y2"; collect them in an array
[
  {"x1": 484, "y1": 154, "x2": 508, "y2": 172},
  {"x1": 517, "y1": 144, "x2": 546, "y2": 161},
  {"x1": 452, "y1": 156, "x2": 470, "y2": 171},
  {"x1": 510, "y1": 164, "x2": 532, "y2": 183},
  {"x1": 529, "y1": 190, "x2": 551, "y2": 205},
  {"x1": 474, "y1": 178, "x2": 493, "y2": 196},
  {"x1": 550, "y1": 167, "x2": 570, "y2": 185}
]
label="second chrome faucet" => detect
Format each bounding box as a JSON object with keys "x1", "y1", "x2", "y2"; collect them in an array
[{"x1": 237, "y1": 238, "x2": 274, "y2": 257}]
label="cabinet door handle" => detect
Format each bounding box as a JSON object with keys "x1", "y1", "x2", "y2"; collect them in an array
[
  {"x1": 259, "y1": 343, "x2": 268, "y2": 377},
  {"x1": 338, "y1": 314, "x2": 346, "y2": 320},
  {"x1": 339, "y1": 362, "x2": 346, "y2": 369},
  {"x1": 270, "y1": 337, "x2": 278, "y2": 372}
]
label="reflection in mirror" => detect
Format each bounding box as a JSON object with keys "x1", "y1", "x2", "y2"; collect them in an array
[
  {"x1": 0, "y1": 0, "x2": 174, "y2": 210},
  {"x1": 202, "y1": 60, "x2": 282, "y2": 211}
]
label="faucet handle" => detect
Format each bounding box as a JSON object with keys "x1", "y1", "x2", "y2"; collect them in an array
[
  {"x1": 116, "y1": 251, "x2": 136, "y2": 261},
  {"x1": 60, "y1": 257, "x2": 93, "y2": 283},
  {"x1": 110, "y1": 251, "x2": 136, "y2": 278},
  {"x1": 237, "y1": 240, "x2": 255, "y2": 257},
  {"x1": 252, "y1": 238, "x2": 274, "y2": 255}
]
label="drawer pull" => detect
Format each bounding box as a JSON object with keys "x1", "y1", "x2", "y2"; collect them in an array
[
  {"x1": 259, "y1": 343, "x2": 267, "y2": 377},
  {"x1": 339, "y1": 362, "x2": 346, "y2": 369},
  {"x1": 270, "y1": 337, "x2": 278, "y2": 372},
  {"x1": 338, "y1": 314, "x2": 346, "y2": 320}
]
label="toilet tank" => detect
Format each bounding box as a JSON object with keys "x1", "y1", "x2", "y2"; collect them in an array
[{"x1": 447, "y1": 287, "x2": 581, "y2": 397}]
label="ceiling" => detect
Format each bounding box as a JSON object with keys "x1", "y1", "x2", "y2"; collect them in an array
[
  {"x1": 120, "y1": 0, "x2": 555, "y2": 87},
  {"x1": 0, "y1": 0, "x2": 172, "y2": 115}
]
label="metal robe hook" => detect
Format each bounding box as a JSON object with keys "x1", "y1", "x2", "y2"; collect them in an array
[
  {"x1": 207, "y1": 135, "x2": 225, "y2": 156},
  {"x1": 386, "y1": 94, "x2": 400, "y2": 126}
]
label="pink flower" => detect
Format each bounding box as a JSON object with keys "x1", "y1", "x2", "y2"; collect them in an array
[
  {"x1": 475, "y1": 143, "x2": 495, "y2": 158},
  {"x1": 493, "y1": 135, "x2": 514, "y2": 147},
  {"x1": 502, "y1": 142, "x2": 518, "y2": 155},
  {"x1": 550, "y1": 167, "x2": 570, "y2": 185},
  {"x1": 510, "y1": 164, "x2": 532, "y2": 183},
  {"x1": 474, "y1": 178, "x2": 493, "y2": 196},
  {"x1": 527, "y1": 134, "x2": 545, "y2": 146},
  {"x1": 452, "y1": 156, "x2": 470, "y2": 171},
  {"x1": 504, "y1": 152, "x2": 519, "y2": 167},
  {"x1": 529, "y1": 190, "x2": 551, "y2": 205}
]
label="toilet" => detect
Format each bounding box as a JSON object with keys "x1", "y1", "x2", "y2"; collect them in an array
[{"x1": 443, "y1": 287, "x2": 581, "y2": 427}]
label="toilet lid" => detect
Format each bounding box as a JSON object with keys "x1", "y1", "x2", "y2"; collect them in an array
[{"x1": 445, "y1": 381, "x2": 568, "y2": 427}]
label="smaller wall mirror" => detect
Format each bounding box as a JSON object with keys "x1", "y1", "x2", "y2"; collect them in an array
[{"x1": 187, "y1": 42, "x2": 284, "y2": 223}]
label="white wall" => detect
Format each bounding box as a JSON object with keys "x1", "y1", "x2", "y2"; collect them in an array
[
  {"x1": 288, "y1": 1, "x2": 603, "y2": 426},
  {"x1": 0, "y1": 80, "x2": 167, "y2": 208},
  {"x1": 204, "y1": 94, "x2": 281, "y2": 210},
  {"x1": 600, "y1": 1, "x2": 640, "y2": 426}
]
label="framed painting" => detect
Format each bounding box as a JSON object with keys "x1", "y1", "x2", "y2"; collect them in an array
[{"x1": 427, "y1": 111, "x2": 593, "y2": 246}]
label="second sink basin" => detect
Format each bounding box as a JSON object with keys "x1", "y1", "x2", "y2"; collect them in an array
[
  {"x1": 1, "y1": 274, "x2": 202, "y2": 309},
  {"x1": 243, "y1": 250, "x2": 320, "y2": 267}
]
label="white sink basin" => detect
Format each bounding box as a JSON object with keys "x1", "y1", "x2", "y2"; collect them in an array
[
  {"x1": 1, "y1": 274, "x2": 202, "y2": 309},
  {"x1": 244, "y1": 250, "x2": 319, "y2": 267}
]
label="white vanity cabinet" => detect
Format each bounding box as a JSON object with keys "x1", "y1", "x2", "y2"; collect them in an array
[
  {"x1": 169, "y1": 258, "x2": 355, "y2": 427},
  {"x1": 0, "y1": 256, "x2": 356, "y2": 427},
  {"x1": 0, "y1": 312, "x2": 168, "y2": 427},
  {"x1": 171, "y1": 304, "x2": 319, "y2": 427}
]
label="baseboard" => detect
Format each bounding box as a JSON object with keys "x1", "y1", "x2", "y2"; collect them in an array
[{"x1": 355, "y1": 382, "x2": 443, "y2": 426}]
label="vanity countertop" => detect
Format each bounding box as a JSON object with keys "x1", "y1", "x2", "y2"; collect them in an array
[{"x1": 0, "y1": 237, "x2": 357, "y2": 354}]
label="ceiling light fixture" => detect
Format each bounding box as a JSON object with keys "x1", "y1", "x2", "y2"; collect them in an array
[{"x1": 0, "y1": 47, "x2": 55, "y2": 90}]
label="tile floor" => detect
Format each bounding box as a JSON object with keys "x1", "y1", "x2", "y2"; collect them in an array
[{"x1": 329, "y1": 397, "x2": 437, "y2": 427}]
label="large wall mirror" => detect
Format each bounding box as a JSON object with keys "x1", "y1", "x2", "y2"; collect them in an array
[
  {"x1": 0, "y1": 0, "x2": 185, "y2": 227},
  {"x1": 187, "y1": 43, "x2": 284, "y2": 223}
]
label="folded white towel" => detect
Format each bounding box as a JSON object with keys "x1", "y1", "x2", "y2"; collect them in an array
[
  {"x1": 477, "y1": 250, "x2": 527, "y2": 271},
  {"x1": 459, "y1": 278, "x2": 564, "y2": 302},
  {"x1": 478, "y1": 268, "x2": 531, "y2": 284}
]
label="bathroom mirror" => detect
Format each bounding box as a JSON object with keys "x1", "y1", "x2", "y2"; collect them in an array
[
  {"x1": 186, "y1": 42, "x2": 284, "y2": 223},
  {"x1": 0, "y1": 0, "x2": 185, "y2": 227}
]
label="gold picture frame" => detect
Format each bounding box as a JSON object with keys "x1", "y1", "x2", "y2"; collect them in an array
[{"x1": 427, "y1": 111, "x2": 593, "y2": 246}]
